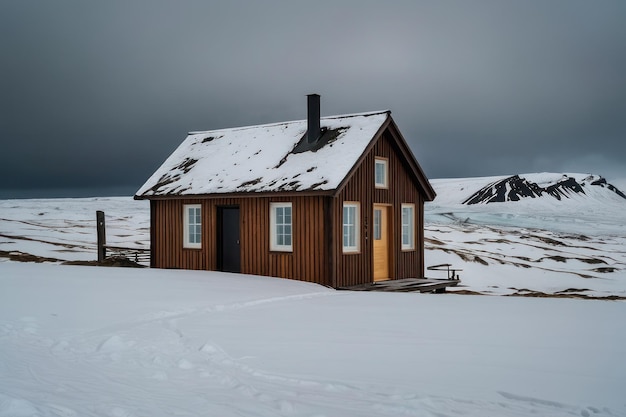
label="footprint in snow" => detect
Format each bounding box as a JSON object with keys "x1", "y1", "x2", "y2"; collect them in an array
[
  {"x1": 97, "y1": 335, "x2": 135, "y2": 353},
  {"x1": 199, "y1": 343, "x2": 218, "y2": 354},
  {"x1": 580, "y1": 406, "x2": 605, "y2": 417},
  {"x1": 19, "y1": 316, "x2": 39, "y2": 334},
  {"x1": 276, "y1": 400, "x2": 294, "y2": 413},
  {"x1": 177, "y1": 358, "x2": 194, "y2": 370},
  {"x1": 0, "y1": 394, "x2": 40, "y2": 416},
  {"x1": 151, "y1": 371, "x2": 168, "y2": 381},
  {"x1": 50, "y1": 339, "x2": 70, "y2": 354},
  {"x1": 108, "y1": 407, "x2": 137, "y2": 417}
]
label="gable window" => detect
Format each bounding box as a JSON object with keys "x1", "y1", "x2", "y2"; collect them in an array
[
  {"x1": 270, "y1": 202, "x2": 292, "y2": 252},
  {"x1": 401, "y1": 204, "x2": 415, "y2": 250},
  {"x1": 342, "y1": 202, "x2": 360, "y2": 253},
  {"x1": 183, "y1": 204, "x2": 202, "y2": 249},
  {"x1": 375, "y1": 158, "x2": 388, "y2": 188}
]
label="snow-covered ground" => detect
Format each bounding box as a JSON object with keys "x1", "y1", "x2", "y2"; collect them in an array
[
  {"x1": 426, "y1": 174, "x2": 626, "y2": 298},
  {"x1": 1, "y1": 174, "x2": 626, "y2": 416},
  {"x1": 2, "y1": 173, "x2": 624, "y2": 298},
  {"x1": 1, "y1": 262, "x2": 625, "y2": 416},
  {"x1": 0, "y1": 197, "x2": 149, "y2": 263}
]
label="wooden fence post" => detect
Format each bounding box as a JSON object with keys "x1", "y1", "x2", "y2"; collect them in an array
[{"x1": 96, "y1": 210, "x2": 106, "y2": 262}]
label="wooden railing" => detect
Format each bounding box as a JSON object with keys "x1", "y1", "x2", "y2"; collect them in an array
[
  {"x1": 427, "y1": 263, "x2": 462, "y2": 280},
  {"x1": 97, "y1": 210, "x2": 150, "y2": 266},
  {"x1": 103, "y1": 245, "x2": 150, "y2": 264}
]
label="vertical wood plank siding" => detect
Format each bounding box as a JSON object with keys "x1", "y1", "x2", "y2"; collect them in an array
[
  {"x1": 151, "y1": 196, "x2": 329, "y2": 286},
  {"x1": 150, "y1": 126, "x2": 428, "y2": 287},
  {"x1": 333, "y1": 131, "x2": 426, "y2": 287}
]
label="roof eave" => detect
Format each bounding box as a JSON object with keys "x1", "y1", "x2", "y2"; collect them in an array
[
  {"x1": 386, "y1": 117, "x2": 437, "y2": 201},
  {"x1": 133, "y1": 189, "x2": 336, "y2": 201}
]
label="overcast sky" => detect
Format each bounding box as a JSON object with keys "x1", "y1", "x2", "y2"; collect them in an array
[{"x1": 2, "y1": 1, "x2": 625, "y2": 198}]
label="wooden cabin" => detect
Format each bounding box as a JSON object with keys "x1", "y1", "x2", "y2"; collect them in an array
[{"x1": 135, "y1": 95, "x2": 436, "y2": 288}]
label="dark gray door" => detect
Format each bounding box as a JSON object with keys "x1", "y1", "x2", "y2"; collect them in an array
[{"x1": 217, "y1": 207, "x2": 240, "y2": 273}]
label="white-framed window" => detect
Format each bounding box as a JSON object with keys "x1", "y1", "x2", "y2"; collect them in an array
[
  {"x1": 375, "y1": 158, "x2": 388, "y2": 188},
  {"x1": 342, "y1": 202, "x2": 360, "y2": 253},
  {"x1": 183, "y1": 204, "x2": 202, "y2": 249},
  {"x1": 401, "y1": 203, "x2": 415, "y2": 250},
  {"x1": 270, "y1": 202, "x2": 292, "y2": 252}
]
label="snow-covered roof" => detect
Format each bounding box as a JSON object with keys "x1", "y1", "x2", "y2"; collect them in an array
[{"x1": 136, "y1": 111, "x2": 390, "y2": 198}]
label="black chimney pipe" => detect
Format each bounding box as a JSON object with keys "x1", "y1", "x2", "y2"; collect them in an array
[{"x1": 307, "y1": 94, "x2": 321, "y2": 144}]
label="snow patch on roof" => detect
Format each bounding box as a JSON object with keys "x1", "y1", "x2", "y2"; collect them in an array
[{"x1": 136, "y1": 111, "x2": 389, "y2": 197}]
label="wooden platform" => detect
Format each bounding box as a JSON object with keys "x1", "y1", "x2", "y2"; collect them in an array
[{"x1": 338, "y1": 278, "x2": 460, "y2": 293}]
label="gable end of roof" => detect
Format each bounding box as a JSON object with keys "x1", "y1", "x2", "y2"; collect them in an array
[{"x1": 332, "y1": 115, "x2": 436, "y2": 201}]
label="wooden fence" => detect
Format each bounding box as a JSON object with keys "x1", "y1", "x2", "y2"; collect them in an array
[{"x1": 96, "y1": 210, "x2": 150, "y2": 266}]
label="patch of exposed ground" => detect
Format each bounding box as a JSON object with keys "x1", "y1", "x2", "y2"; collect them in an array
[
  {"x1": 506, "y1": 291, "x2": 626, "y2": 301},
  {"x1": 446, "y1": 286, "x2": 626, "y2": 300},
  {"x1": 0, "y1": 250, "x2": 62, "y2": 263},
  {"x1": 425, "y1": 221, "x2": 626, "y2": 298},
  {"x1": 1, "y1": 250, "x2": 144, "y2": 268},
  {"x1": 0, "y1": 232, "x2": 92, "y2": 251},
  {"x1": 63, "y1": 256, "x2": 145, "y2": 268}
]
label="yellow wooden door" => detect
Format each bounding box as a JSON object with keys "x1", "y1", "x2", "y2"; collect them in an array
[{"x1": 373, "y1": 205, "x2": 390, "y2": 281}]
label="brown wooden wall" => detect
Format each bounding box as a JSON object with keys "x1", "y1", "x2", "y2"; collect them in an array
[
  {"x1": 150, "y1": 196, "x2": 330, "y2": 286},
  {"x1": 332, "y1": 130, "x2": 426, "y2": 288},
  {"x1": 149, "y1": 124, "x2": 429, "y2": 288}
]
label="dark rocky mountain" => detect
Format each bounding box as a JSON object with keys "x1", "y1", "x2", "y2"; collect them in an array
[{"x1": 463, "y1": 174, "x2": 626, "y2": 205}]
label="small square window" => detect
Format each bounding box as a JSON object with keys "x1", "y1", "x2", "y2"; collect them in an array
[
  {"x1": 270, "y1": 202, "x2": 293, "y2": 252},
  {"x1": 375, "y1": 158, "x2": 388, "y2": 188},
  {"x1": 183, "y1": 204, "x2": 201, "y2": 249}
]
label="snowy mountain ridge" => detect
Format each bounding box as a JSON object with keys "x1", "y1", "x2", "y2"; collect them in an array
[
  {"x1": 431, "y1": 173, "x2": 626, "y2": 205},
  {"x1": 463, "y1": 173, "x2": 625, "y2": 204}
]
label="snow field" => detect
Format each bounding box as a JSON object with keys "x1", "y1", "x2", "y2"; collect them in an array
[
  {"x1": 1, "y1": 262, "x2": 625, "y2": 416},
  {"x1": 0, "y1": 197, "x2": 149, "y2": 263},
  {"x1": 1, "y1": 175, "x2": 626, "y2": 414},
  {"x1": 426, "y1": 175, "x2": 626, "y2": 297}
]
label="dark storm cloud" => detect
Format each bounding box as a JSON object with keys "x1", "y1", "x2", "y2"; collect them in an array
[{"x1": 1, "y1": 1, "x2": 625, "y2": 197}]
